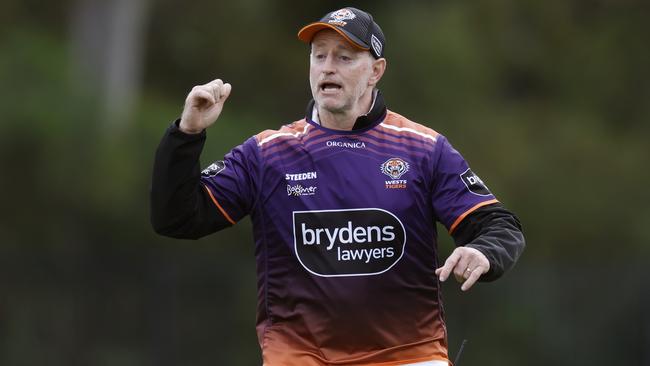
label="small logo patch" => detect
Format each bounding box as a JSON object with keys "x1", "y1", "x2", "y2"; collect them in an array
[
  {"x1": 371, "y1": 34, "x2": 382, "y2": 56},
  {"x1": 201, "y1": 161, "x2": 226, "y2": 178},
  {"x1": 460, "y1": 168, "x2": 492, "y2": 196},
  {"x1": 287, "y1": 184, "x2": 318, "y2": 197},
  {"x1": 381, "y1": 158, "x2": 409, "y2": 180}
]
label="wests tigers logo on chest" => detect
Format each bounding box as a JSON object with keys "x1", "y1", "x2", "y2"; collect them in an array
[{"x1": 381, "y1": 158, "x2": 409, "y2": 189}]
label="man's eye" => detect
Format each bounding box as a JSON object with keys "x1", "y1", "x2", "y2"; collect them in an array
[{"x1": 340, "y1": 55, "x2": 351, "y2": 61}]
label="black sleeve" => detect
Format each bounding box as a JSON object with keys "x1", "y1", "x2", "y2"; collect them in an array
[
  {"x1": 451, "y1": 203, "x2": 525, "y2": 281},
  {"x1": 150, "y1": 120, "x2": 233, "y2": 239}
]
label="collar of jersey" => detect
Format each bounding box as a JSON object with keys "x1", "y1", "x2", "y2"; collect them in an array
[{"x1": 304, "y1": 89, "x2": 387, "y2": 134}]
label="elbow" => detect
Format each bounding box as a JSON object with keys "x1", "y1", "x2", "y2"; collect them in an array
[
  {"x1": 151, "y1": 222, "x2": 202, "y2": 240},
  {"x1": 150, "y1": 214, "x2": 204, "y2": 240},
  {"x1": 149, "y1": 197, "x2": 229, "y2": 240},
  {"x1": 511, "y1": 228, "x2": 526, "y2": 263}
]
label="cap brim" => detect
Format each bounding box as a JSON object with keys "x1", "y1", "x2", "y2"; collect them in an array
[{"x1": 297, "y1": 22, "x2": 369, "y2": 51}]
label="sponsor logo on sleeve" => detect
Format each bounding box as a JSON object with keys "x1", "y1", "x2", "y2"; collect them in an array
[
  {"x1": 381, "y1": 158, "x2": 409, "y2": 189},
  {"x1": 201, "y1": 161, "x2": 226, "y2": 178},
  {"x1": 293, "y1": 208, "x2": 406, "y2": 277},
  {"x1": 460, "y1": 168, "x2": 492, "y2": 196}
]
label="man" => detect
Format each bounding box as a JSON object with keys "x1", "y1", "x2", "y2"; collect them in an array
[{"x1": 151, "y1": 7, "x2": 524, "y2": 366}]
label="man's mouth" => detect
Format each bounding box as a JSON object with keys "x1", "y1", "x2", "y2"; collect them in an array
[{"x1": 319, "y1": 82, "x2": 342, "y2": 93}]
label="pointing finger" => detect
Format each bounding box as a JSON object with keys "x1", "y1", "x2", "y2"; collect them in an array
[{"x1": 436, "y1": 250, "x2": 461, "y2": 282}]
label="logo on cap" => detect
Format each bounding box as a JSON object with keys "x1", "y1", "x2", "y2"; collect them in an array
[
  {"x1": 371, "y1": 34, "x2": 382, "y2": 56},
  {"x1": 328, "y1": 8, "x2": 356, "y2": 26}
]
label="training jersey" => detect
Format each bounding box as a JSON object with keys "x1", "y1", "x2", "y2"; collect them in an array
[{"x1": 199, "y1": 98, "x2": 498, "y2": 365}]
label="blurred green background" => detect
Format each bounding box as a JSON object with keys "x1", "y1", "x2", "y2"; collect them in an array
[{"x1": 1, "y1": 0, "x2": 649, "y2": 365}]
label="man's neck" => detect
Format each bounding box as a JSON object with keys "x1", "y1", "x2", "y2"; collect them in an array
[{"x1": 317, "y1": 90, "x2": 375, "y2": 131}]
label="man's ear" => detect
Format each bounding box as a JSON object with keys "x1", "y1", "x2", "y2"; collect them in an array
[{"x1": 369, "y1": 58, "x2": 387, "y2": 86}]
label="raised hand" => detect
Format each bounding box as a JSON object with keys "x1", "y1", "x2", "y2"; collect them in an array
[{"x1": 179, "y1": 79, "x2": 232, "y2": 134}]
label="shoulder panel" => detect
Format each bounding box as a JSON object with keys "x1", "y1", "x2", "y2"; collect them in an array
[
  {"x1": 379, "y1": 111, "x2": 439, "y2": 143},
  {"x1": 255, "y1": 119, "x2": 310, "y2": 148}
]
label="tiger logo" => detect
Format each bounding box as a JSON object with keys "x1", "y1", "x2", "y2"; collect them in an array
[
  {"x1": 381, "y1": 158, "x2": 410, "y2": 180},
  {"x1": 328, "y1": 8, "x2": 356, "y2": 26},
  {"x1": 330, "y1": 8, "x2": 356, "y2": 22}
]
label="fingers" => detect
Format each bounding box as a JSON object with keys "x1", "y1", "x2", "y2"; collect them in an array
[
  {"x1": 435, "y1": 250, "x2": 461, "y2": 282},
  {"x1": 460, "y1": 264, "x2": 487, "y2": 292},
  {"x1": 187, "y1": 86, "x2": 215, "y2": 107},
  {"x1": 436, "y1": 247, "x2": 490, "y2": 291},
  {"x1": 194, "y1": 89, "x2": 216, "y2": 105},
  {"x1": 186, "y1": 79, "x2": 232, "y2": 108},
  {"x1": 207, "y1": 79, "x2": 223, "y2": 102},
  {"x1": 453, "y1": 253, "x2": 472, "y2": 281},
  {"x1": 221, "y1": 82, "x2": 232, "y2": 102},
  {"x1": 179, "y1": 78, "x2": 232, "y2": 134},
  {"x1": 206, "y1": 79, "x2": 232, "y2": 104}
]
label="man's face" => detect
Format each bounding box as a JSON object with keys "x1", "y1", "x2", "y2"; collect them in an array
[{"x1": 309, "y1": 29, "x2": 376, "y2": 114}]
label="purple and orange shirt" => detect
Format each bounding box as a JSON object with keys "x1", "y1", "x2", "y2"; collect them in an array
[{"x1": 196, "y1": 100, "x2": 498, "y2": 365}]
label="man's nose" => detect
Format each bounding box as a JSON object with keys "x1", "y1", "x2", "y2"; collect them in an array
[{"x1": 321, "y1": 55, "x2": 336, "y2": 74}]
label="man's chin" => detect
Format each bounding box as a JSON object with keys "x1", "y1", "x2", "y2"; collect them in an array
[{"x1": 316, "y1": 99, "x2": 347, "y2": 114}]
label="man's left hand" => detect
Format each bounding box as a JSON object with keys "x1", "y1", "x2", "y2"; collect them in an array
[{"x1": 435, "y1": 247, "x2": 490, "y2": 291}]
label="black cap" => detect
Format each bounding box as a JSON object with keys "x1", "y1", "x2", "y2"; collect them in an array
[{"x1": 298, "y1": 7, "x2": 385, "y2": 59}]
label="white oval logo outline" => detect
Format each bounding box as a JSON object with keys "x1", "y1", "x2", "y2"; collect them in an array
[{"x1": 292, "y1": 207, "x2": 407, "y2": 277}]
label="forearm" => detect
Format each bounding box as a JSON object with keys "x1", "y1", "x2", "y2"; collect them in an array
[
  {"x1": 150, "y1": 120, "x2": 227, "y2": 239},
  {"x1": 452, "y1": 203, "x2": 525, "y2": 281}
]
